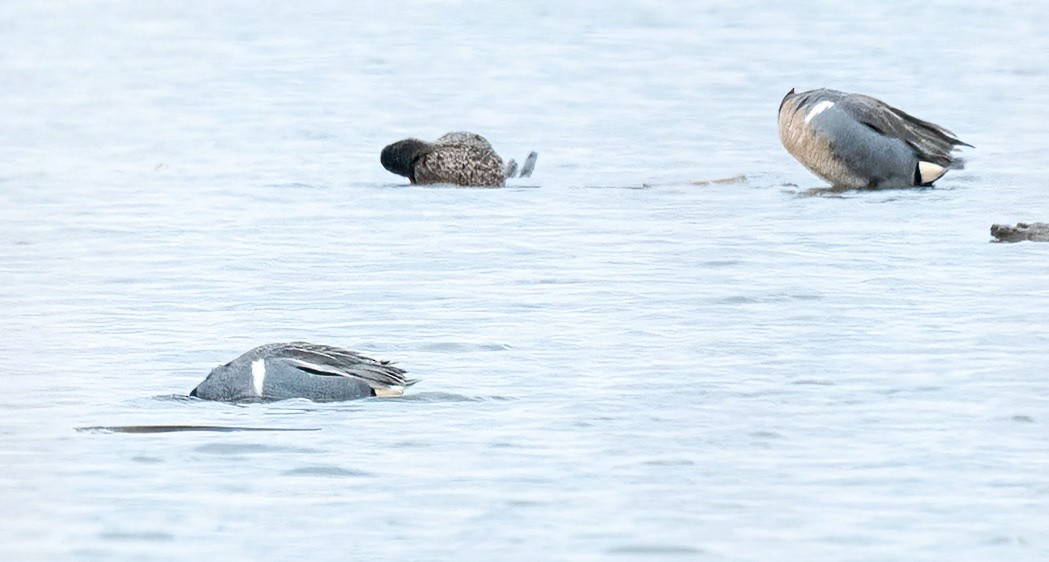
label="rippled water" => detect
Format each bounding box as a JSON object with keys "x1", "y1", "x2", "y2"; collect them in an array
[{"x1": 3, "y1": 1, "x2": 1049, "y2": 560}]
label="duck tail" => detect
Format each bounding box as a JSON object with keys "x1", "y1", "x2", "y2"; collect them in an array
[
  {"x1": 372, "y1": 379, "x2": 420, "y2": 397},
  {"x1": 504, "y1": 151, "x2": 538, "y2": 179},
  {"x1": 519, "y1": 151, "x2": 538, "y2": 178}
]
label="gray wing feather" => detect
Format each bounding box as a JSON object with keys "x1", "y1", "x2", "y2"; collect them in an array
[
  {"x1": 278, "y1": 342, "x2": 415, "y2": 387},
  {"x1": 838, "y1": 94, "x2": 971, "y2": 167}
]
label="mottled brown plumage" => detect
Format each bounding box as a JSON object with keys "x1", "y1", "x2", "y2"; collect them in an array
[{"x1": 381, "y1": 132, "x2": 510, "y2": 187}]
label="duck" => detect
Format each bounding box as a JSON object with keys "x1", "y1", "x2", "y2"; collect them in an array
[
  {"x1": 381, "y1": 131, "x2": 537, "y2": 187},
  {"x1": 778, "y1": 88, "x2": 971, "y2": 189},
  {"x1": 991, "y1": 222, "x2": 1049, "y2": 243},
  {"x1": 189, "y1": 342, "x2": 416, "y2": 402}
]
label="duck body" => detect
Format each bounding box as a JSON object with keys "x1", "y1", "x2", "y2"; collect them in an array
[
  {"x1": 381, "y1": 132, "x2": 510, "y2": 187},
  {"x1": 189, "y1": 342, "x2": 415, "y2": 403},
  {"x1": 779, "y1": 88, "x2": 970, "y2": 189}
]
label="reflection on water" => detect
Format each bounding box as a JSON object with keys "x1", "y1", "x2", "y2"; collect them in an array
[{"x1": 76, "y1": 426, "x2": 322, "y2": 434}]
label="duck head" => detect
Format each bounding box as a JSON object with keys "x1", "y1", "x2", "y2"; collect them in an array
[{"x1": 380, "y1": 138, "x2": 431, "y2": 182}]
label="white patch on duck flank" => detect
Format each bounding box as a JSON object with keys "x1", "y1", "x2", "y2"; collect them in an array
[
  {"x1": 804, "y1": 100, "x2": 835, "y2": 125},
  {"x1": 917, "y1": 161, "x2": 947, "y2": 184},
  {"x1": 251, "y1": 358, "x2": 266, "y2": 396}
]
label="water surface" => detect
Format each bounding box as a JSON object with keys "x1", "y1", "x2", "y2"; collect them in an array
[{"x1": 2, "y1": 1, "x2": 1048, "y2": 560}]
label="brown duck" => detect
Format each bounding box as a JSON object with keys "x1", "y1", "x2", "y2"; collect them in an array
[{"x1": 381, "y1": 132, "x2": 536, "y2": 187}]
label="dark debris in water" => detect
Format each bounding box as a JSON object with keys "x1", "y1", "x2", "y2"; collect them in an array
[
  {"x1": 76, "y1": 425, "x2": 321, "y2": 434},
  {"x1": 990, "y1": 222, "x2": 1049, "y2": 243}
]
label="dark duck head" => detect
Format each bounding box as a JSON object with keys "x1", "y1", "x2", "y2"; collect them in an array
[{"x1": 380, "y1": 138, "x2": 432, "y2": 183}]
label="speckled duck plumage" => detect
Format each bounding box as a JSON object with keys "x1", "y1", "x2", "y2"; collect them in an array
[
  {"x1": 189, "y1": 342, "x2": 416, "y2": 402},
  {"x1": 778, "y1": 88, "x2": 971, "y2": 189},
  {"x1": 381, "y1": 132, "x2": 536, "y2": 187}
]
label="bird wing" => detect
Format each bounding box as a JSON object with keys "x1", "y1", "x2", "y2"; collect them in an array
[
  {"x1": 279, "y1": 342, "x2": 415, "y2": 388},
  {"x1": 838, "y1": 94, "x2": 971, "y2": 166}
]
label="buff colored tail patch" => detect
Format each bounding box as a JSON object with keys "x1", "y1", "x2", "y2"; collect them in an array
[
  {"x1": 917, "y1": 161, "x2": 947, "y2": 185},
  {"x1": 372, "y1": 386, "x2": 406, "y2": 397}
]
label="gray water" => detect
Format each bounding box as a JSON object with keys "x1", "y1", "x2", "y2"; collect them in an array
[{"x1": 3, "y1": 1, "x2": 1048, "y2": 560}]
